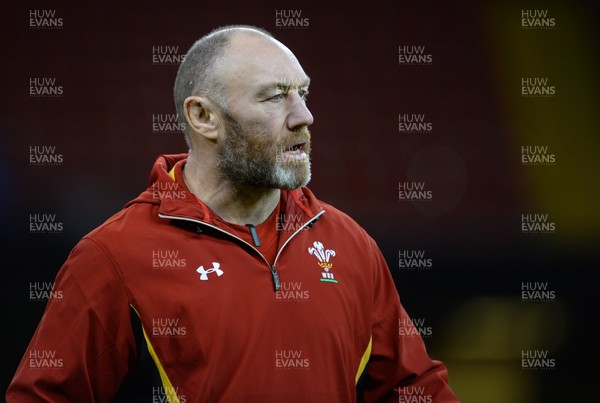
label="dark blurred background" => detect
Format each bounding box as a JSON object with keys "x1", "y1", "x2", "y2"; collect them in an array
[{"x1": 1, "y1": 1, "x2": 598, "y2": 401}]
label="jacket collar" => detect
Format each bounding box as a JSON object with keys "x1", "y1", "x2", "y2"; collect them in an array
[{"x1": 126, "y1": 154, "x2": 324, "y2": 227}]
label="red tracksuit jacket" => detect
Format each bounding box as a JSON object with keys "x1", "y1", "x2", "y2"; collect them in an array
[{"x1": 7, "y1": 154, "x2": 459, "y2": 402}]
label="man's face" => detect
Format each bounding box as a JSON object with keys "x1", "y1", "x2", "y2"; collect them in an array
[
  {"x1": 213, "y1": 33, "x2": 314, "y2": 190},
  {"x1": 216, "y1": 107, "x2": 311, "y2": 190}
]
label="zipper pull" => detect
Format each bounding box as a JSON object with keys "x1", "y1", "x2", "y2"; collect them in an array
[{"x1": 270, "y1": 265, "x2": 281, "y2": 291}]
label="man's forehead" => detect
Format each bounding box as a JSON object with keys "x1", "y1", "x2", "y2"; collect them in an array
[
  {"x1": 228, "y1": 30, "x2": 289, "y2": 55},
  {"x1": 218, "y1": 33, "x2": 308, "y2": 86}
]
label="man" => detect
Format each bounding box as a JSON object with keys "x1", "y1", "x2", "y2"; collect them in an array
[{"x1": 7, "y1": 26, "x2": 459, "y2": 402}]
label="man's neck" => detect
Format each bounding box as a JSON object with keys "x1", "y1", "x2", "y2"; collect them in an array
[{"x1": 182, "y1": 153, "x2": 280, "y2": 226}]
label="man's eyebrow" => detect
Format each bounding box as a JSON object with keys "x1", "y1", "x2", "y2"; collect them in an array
[
  {"x1": 257, "y1": 77, "x2": 311, "y2": 93},
  {"x1": 277, "y1": 77, "x2": 311, "y2": 88}
]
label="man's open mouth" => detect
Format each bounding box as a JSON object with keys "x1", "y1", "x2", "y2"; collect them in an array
[{"x1": 285, "y1": 141, "x2": 306, "y2": 152}]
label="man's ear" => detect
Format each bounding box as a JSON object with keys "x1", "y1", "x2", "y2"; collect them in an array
[{"x1": 183, "y1": 95, "x2": 220, "y2": 141}]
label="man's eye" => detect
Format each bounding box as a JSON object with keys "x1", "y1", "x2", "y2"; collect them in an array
[
  {"x1": 268, "y1": 93, "x2": 284, "y2": 101},
  {"x1": 299, "y1": 90, "x2": 309, "y2": 101}
]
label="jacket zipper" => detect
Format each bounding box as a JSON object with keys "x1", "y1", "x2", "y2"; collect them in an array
[{"x1": 158, "y1": 211, "x2": 325, "y2": 291}]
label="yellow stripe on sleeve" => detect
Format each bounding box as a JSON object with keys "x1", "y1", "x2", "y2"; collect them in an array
[
  {"x1": 131, "y1": 305, "x2": 180, "y2": 403},
  {"x1": 355, "y1": 336, "x2": 372, "y2": 384}
]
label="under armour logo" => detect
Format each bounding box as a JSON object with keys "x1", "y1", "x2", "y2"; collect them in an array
[{"x1": 196, "y1": 262, "x2": 224, "y2": 281}]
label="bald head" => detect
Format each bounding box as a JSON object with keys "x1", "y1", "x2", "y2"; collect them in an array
[
  {"x1": 216, "y1": 32, "x2": 307, "y2": 105},
  {"x1": 175, "y1": 26, "x2": 314, "y2": 192},
  {"x1": 174, "y1": 25, "x2": 279, "y2": 148}
]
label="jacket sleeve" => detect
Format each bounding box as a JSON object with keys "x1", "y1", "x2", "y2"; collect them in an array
[
  {"x1": 6, "y1": 238, "x2": 136, "y2": 403},
  {"x1": 362, "y1": 241, "x2": 460, "y2": 403}
]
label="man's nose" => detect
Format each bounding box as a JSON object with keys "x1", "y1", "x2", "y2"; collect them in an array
[{"x1": 286, "y1": 92, "x2": 314, "y2": 130}]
